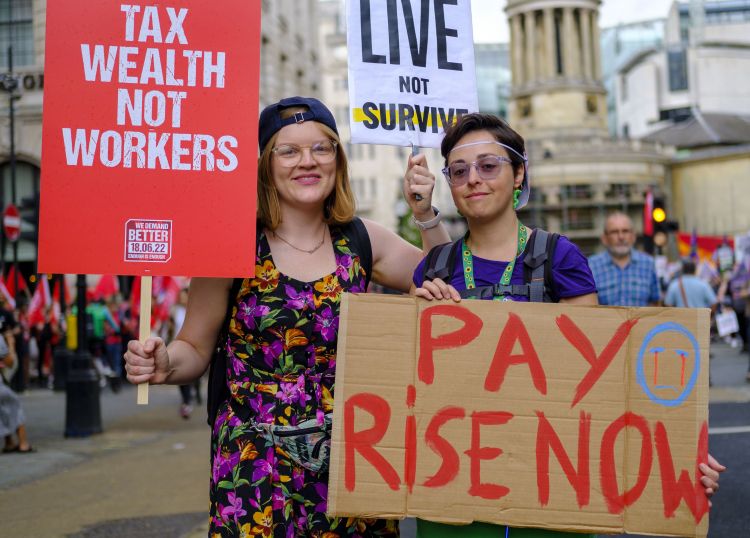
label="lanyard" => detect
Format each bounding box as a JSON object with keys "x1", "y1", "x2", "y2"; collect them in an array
[{"x1": 461, "y1": 221, "x2": 528, "y2": 300}]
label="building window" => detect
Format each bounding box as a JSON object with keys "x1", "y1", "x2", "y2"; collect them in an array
[
  {"x1": 620, "y1": 76, "x2": 628, "y2": 102},
  {"x1": 667, "y1": 48, "x2": 688, "y2": 92},
  {"x1": 0, "y1": 0, "x2": 34, "y2": 69}
]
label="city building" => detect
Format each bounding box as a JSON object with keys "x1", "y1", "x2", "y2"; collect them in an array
[
  {"x1": 600, "y1": 19, "x2": 665, "y2": 137},
  {"x1": 0, "y1": 0, "x2": 323, "y2": 271},
  {"x1": 505, "y1": 0, "x2": 670, "y2": 254},
  {"x1": 474, "y1": 42, "x2": 511, "y2": 117},
  {"x1": 614, "y1": 0, "x2": 750, "y2": 236}
]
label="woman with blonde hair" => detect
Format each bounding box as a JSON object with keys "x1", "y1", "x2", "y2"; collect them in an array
[{"x1": 124, "y1": 96, "x2": 449, "y2": 536}]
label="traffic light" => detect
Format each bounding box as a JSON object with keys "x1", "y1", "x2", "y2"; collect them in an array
[
  {"x1": 19, "y1": 193, "x2": 39, "y2": 244},
  {"x1": 651, "y1": 195, "x2": 679, "y2": 248}
]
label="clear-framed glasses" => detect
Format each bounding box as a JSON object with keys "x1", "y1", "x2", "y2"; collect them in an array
[
  {"x1": 271, "y1": 140, "x2": 338, "y2": 167},
  {"x1": 441, "y1": 155, "x2": 513, "y2": 187}
]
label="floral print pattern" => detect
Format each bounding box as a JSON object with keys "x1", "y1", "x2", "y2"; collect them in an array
[{"x1": 209, "y1": 225, "x2": 398, "y2": 537}]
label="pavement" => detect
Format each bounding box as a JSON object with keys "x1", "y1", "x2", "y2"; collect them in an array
[{"x1": 0, "y1": 341, "x2": 748, "y2": 538}]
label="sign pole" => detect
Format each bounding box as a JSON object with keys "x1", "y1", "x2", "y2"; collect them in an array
[{"x1": 137, "y1": 276, "x2": 152, "y2": 405}]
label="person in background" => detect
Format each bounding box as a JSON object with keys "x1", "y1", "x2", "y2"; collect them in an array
[
  {"x1": 124, "y1": 96, "x2": 450, "y2": 536},
  {"x1": 664, "y1": 258, "x2": 718, "y2": 310},
  {"x1": 104, "y1": 297, "x2": 122, "y2": 392},
  {"x1": 169, "y1": 288, "x2": 200, "y2": 419},
  {"x1": 588, "y1": 211, "x2": 661, "y2": 306},
  {"x1": 0, "y1": 301, "x2": 33, "y2": 454}
]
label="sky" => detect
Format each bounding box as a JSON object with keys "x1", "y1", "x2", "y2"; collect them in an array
[{"x1": 472, "y1": 0, "x2": 676, "y2": 43}]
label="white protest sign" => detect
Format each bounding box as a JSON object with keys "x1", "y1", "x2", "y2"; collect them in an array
[{"x1": 347, "y1": 0, "x2": 478, "y2": 148}]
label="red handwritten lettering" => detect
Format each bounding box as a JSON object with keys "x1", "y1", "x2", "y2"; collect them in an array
[
  {"x1": 484, "y1": 312, "x2": 546, "y2": 394},
  {"x1": 654, "y1": 420, "x2": 709, "y2": 522},
  {"x1": 556, "y1": 315, "x2": 639, "y2": 407},
  {"x1": 344, "y1": 393, "x2": 400, "y2": 492},
  {"x1": 536, "y1": 410, "x2": 591, "y2": 508},
  {"x1": 405, "y1": 385, "x2": 417, "y2": 493},
  {"x1": 464, "y1": 411, "x2": 513, "y2": 499},
  {"x1": 600, "y1": 412, "x2": 653, "y2": 514},
  {"x1": 419, "y1": 305, "x2": 483, "y2": 385},
  {"x1": 423, "y1": 406, "x2": 466, "y2": 488}
]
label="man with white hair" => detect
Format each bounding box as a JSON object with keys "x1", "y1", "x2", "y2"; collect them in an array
[{"x1": 588, "y1": 211, "x2": 660, "y2": 306}]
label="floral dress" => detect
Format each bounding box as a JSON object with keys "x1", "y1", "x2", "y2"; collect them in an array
[{"x1": 209, "y1": 225, "x2": 399, "y2": 538}]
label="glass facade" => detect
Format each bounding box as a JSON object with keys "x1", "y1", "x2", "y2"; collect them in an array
[{"x1": 474, "y1": 43, "x2": 511, "y2": 118}]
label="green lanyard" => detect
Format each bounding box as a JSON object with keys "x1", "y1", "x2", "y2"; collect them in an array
[{"x1": 461, "y1": 221, "x2": 528, "y2": 301}]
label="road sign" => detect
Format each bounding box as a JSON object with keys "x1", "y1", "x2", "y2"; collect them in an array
[{"x1": 3, "y1": 204, "x2": 20, "y2": 242}]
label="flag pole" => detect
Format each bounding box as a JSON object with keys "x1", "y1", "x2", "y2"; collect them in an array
[{"x1": 137, "y1": 275, "x2": 152, "y2": 405}]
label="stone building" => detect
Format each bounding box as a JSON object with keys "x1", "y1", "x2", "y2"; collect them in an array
[{"x1": 505, "y1": 0, "x2": 670, "y2": 254}]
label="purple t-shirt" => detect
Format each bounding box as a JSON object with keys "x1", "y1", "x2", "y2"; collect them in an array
[{"x1": 413, "y1": 232, "x2": 597, "y2": 301}]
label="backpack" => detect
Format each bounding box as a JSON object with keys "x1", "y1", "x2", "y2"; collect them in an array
[
  {"x1": 206, "y1": 217, "x2": 373, "y2": 426},
  {"x1": 423, "y1": 229, "x2": 560, "y2": 303}
]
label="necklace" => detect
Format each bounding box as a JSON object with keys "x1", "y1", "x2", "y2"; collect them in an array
[
  {"x1": 273, "y1": 226, "x2": 326, "y2": 254},
  {"x1": 461, "y1": 220, "x2": 528, "y2": 301}
]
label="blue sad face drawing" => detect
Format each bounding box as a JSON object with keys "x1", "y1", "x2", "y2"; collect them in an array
[{"x1": 636, "y1": 322, "x2": 701, "y2": 407}]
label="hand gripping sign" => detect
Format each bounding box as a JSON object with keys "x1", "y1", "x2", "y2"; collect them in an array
[
  {"x1": 40, "y1": 1, "x2": 261, "y2": 403},
  {"x1": 329, "y1": 294, "x2": 711, "y2": 538},
  {"x1": 347, "y1": 0, "x2": 479, "y2": 149}
]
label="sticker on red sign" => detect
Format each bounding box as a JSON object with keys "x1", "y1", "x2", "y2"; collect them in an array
[{"x1": 125, "y1": 219, "x2": 172, "y2": 263}]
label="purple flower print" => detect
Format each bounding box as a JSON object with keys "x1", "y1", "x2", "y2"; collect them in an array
[
  {"x1": 252, "y1": 447, "x2": 279, "y2": 482},
  {"x1": 292, "y1": 466, "x2": 304, "y2": 490},
  {"x1": 275, "y1": 376, "x2": 311, "y2": 406},
  {"x1": 313, "y1": 482, "x2": 328, "y2": 513},
  {"x1": 283, "y1": 285, "x2": 313, "y2": 310},
  {"x1": 314, "y1": 307, "x2": 338, "y2": 342},
  {"x1": 212, "y1": 450, "x2": 240, "y2": 484},
  {"x1": 219, "y1": 491, "x2": 246, "y2": 521},
  {"x1": 249, "y1": 394, "x2": 274, "y2": 424},
  {"x1": 236, "y1": 296, "x2": 270, "y2": 330},
  {"x1": 336, "y1": 254, "x2": 353, "y2": 282},
  {"x1": 261, "y1": 340, "x2": 283, "y2": 368}
]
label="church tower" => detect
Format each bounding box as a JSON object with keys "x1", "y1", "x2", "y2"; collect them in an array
[
  {"x1": 506, "y1": 0, "x2": 608, "y2": 139},
  {"x1": 504, "y1": 0, "x2": 669, "y2": 253}
]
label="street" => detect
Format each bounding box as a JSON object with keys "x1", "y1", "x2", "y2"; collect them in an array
[{"x1": 0, "y1": 341, "x2": 748, "y2": 537}]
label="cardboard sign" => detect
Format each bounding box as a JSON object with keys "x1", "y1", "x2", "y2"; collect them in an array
[
  {"x1": 347, "y1": 0, "x2": 478, "y2": 148},
  {"x1": 39, "y1": 1, "x2": 261, "y2": 277},
  {"x1": 329, "y1": 294, "x2": 710, "y2": 538}
]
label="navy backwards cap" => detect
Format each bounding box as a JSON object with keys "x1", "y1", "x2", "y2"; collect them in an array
[{"x1": 258, "y1": 96, "x2": 339, "y2": 153}]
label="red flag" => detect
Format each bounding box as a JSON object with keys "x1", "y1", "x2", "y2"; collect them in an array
[
  {"x1": 5, "y1": 265, "x2": 28, "y2": 298},
  {"x1": 0, "y1": 277, "x2": 16, "y2": 309},
  {"x1": 153, "y1": 276, "x2": 181, "y2": 322},
  {"x1": 92, "y1": 274, "x2": 119, "y2": 300},
  {"x1": 643, "y1": 188, "x2": 654, "y2": 237},
  {"x1": 51, "y1": 277, "x2": 72, "y2": 325},
  {"x1": 28, "y1": 276, "x2": 51, "y2": 326},
  {"x1": 130, "y1": 276, "x2": 142, "y2": 317}
]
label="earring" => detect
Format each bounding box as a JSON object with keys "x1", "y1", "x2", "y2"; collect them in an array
[{"x1": 512, "y1": 188, "x2": 521, "y2": 210}]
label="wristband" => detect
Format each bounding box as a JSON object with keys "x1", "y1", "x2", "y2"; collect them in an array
[{"x1": 412, "y1": 206, "x2": 441, "y2": 230}]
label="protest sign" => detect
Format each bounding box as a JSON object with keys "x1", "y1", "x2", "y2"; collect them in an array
[
  {"x1": 39, "y1": 0, "x2": 261, "y2": 277},
  {"x1": 347, "y1": 0, "x2": 478, "y2": 148},
  {"x1": 329, "y1": 294, "x2": 710, "y2": 538}
]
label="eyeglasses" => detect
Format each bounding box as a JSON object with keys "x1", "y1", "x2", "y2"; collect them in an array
[
  {"x1": 442, "y1": 155, "x2": 513, "y2": 187},
  {"x1": 271, "y1": 140, "x2": 338, "y2": 167}
]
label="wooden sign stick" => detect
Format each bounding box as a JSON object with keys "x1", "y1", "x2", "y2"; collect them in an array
[{"x1": 137, "y1": 275, "x2": 153, "y2": 405}]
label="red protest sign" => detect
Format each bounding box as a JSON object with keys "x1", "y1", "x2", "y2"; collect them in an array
[
  {"x1": 38, "y1": 1, "x2": 261, "y2": 277},
  {"x1": 3, "y1": 204, "x2": 20, "y2": 242}
]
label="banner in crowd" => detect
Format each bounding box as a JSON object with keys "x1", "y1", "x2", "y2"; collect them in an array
[
  {"x1": 346, "y1": 0, "x2": 478, "y2": 148},
  {"x1": 329, "y1": 294, "x2": 710, "y2": 538},
  {"x1": 39, "y1": 1, "x2": 261, "y2": 277}
]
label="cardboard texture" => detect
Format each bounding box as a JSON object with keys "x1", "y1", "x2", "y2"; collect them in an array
[{"x1": 330, "y1": 294, "x2": 710, "y2": 538}]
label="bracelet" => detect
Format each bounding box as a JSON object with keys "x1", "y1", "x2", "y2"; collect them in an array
[{"x1": 412, "y1": 206, "x2": 441, "y2": 230}]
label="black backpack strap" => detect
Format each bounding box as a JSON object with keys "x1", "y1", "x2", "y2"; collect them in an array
[
  {"x1": 206, "y1": 277, "x2": 243, "y2": 427},
  {"x1": 423, "y1": 239, "x2": 461, "y2": 283},
  {"x1": 523, "y1": 229, "x2": 560, "y2": 303},
  {"x1": 342, "y1": 217, "x2": 373, "y2": 288}
]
